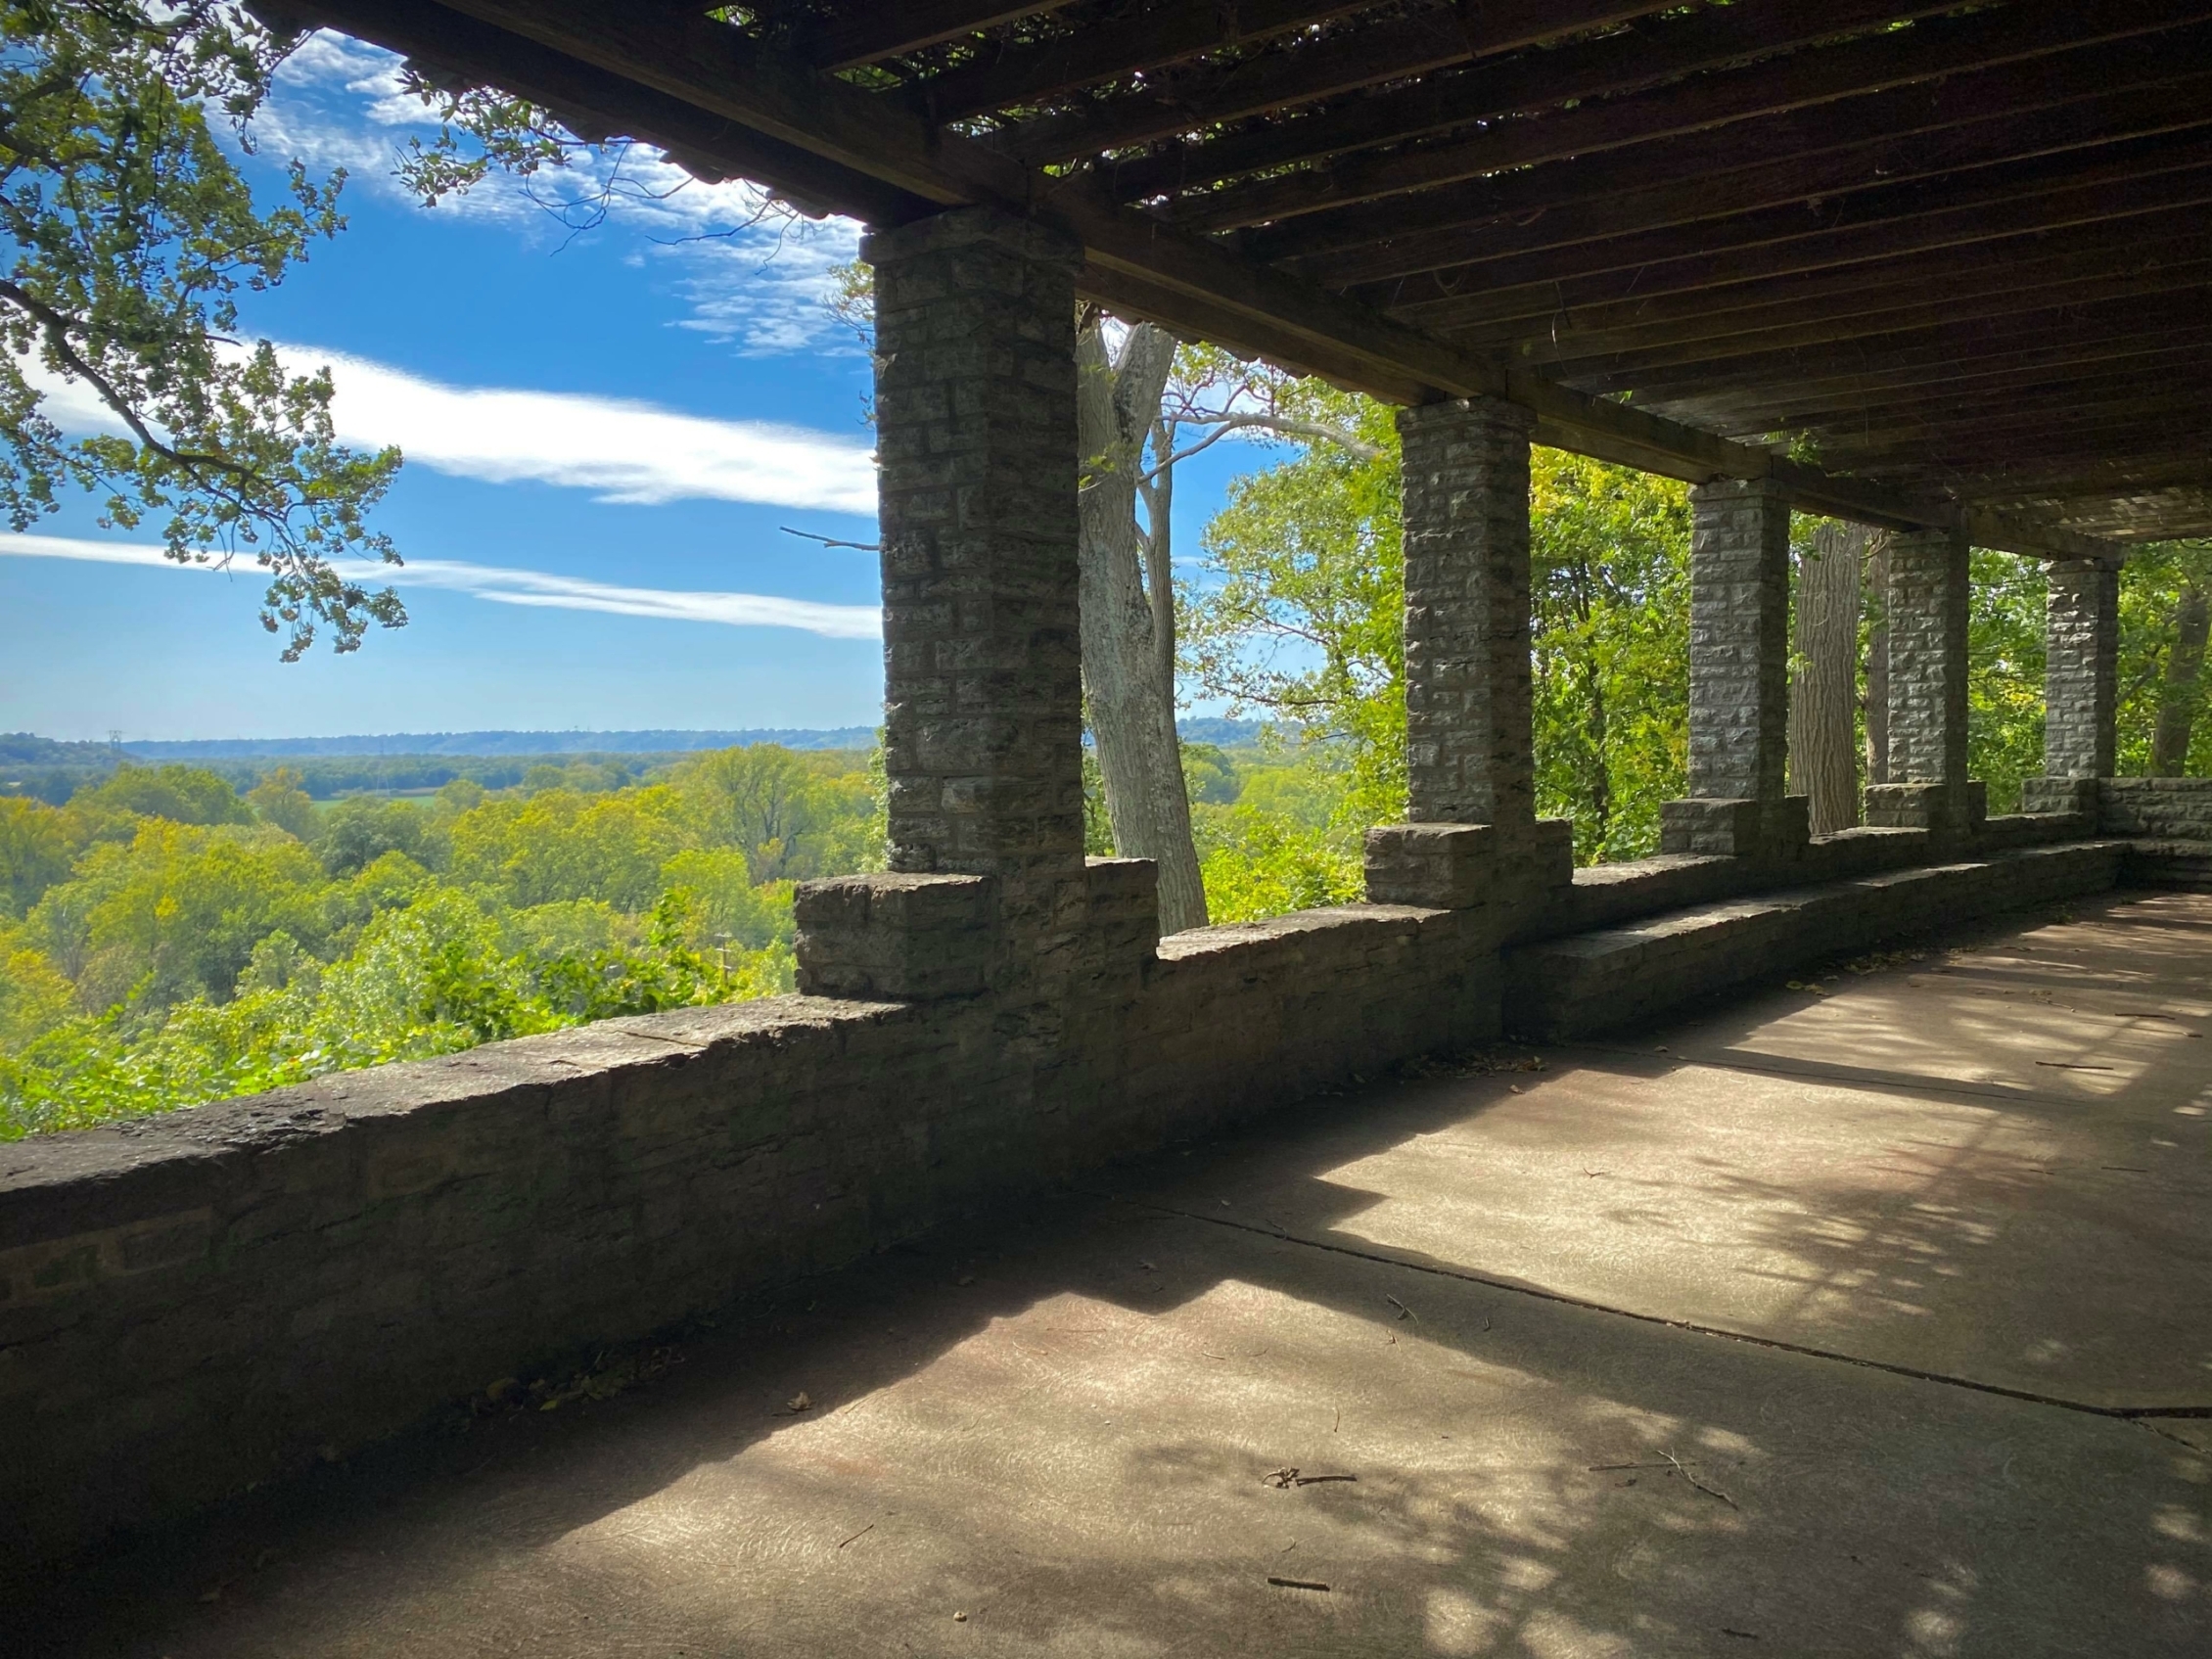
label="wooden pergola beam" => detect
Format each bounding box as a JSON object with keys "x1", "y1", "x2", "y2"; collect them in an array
[
  {"x1": 1435, "y1": 224, "x2": 2212, "y2": 344},
  {"x1": 1595, "y1": 313, "x2": 2212, "y2": 402},
  {"x1": 1187, "y1": 0, "x2": 2207, "y2": 234},
  {"x1": 807, "y1": 3, "x2": 1070, "y2": 72},
  {"x1": 1102, "y1": 0, "x2": 1975, "y2": 205},
  {"x1": 1280, "y1": 82, "x2": 2212, "y2": 283},
  {"x1": 1368, "y1": 141, "x2": 2212, "y2": 323},
  {"x1": 916, "y1": 0, "x2": 1381, "y2": 123},
  {"x1": 1522, "y1": 266, "x2": 2212, "y2": 378},
  {"x1": 987, "y1": 0, "x2": 1681, "y2": 162},
  {"x1": 1678, "y1": 346, "x2": 2212, "y2": 429}
]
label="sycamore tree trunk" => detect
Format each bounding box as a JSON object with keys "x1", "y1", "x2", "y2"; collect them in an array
[
  {"x1": 1864, "y1": 531, "x2": 1892, "y2": 788},
  {"x1": 2152, "y1": 583, "x2": 2212, "y2": 775},
  {"x1": 1076, "y1": 318, "x2": 1209, "y2": 933},
  {"x1": 1790, "y1": 520, "x2": 1866, "y2": 833}
]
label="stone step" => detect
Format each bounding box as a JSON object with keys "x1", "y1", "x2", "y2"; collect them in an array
[{"x1": 1503, "y1": 840, "x2": 2125, "y2": 1039}]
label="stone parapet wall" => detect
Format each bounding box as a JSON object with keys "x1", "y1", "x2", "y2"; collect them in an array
[
  {"x1": 1506, "y1": 841, "x2": 2125, "y2": 1039},
  {"x1": 2095, "y1": 776, "x2": 2212, "y2": 839}
]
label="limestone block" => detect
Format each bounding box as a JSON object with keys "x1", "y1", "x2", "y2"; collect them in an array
[
  {"x1": 1659, "y1": 796, "x2": 1810, "y2": 860},
  {"x1": 1363, "y1": 822, "x2": 1497, "y2": 909},
  {"x1": 2019, "y1": 776, "x2": 2098, "y2": 821},
  {"x1": 2098, "y1": 776, "x2": 2212, "y2": 838},
  {"x1": 1507, "y1": 818, "x2": 1578, "y2": 900},
  {"x1": 1865, "y1": 779, "x2": 1986, "y2": 835},
  {"x1": 794, "y1": 873, "x2": 997, "y2": 999},
  {"x1": 1083, "y1": 857, "x2": 1161, "y2": 982}
]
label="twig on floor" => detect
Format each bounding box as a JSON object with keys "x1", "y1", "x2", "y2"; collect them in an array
[
  {"x1": 1387, "y1": 1295, "x2": 1417, "y2": 1321},
  {"x1": 1666, "y1": 1450, "x2": 1738, "y2": 1509},
  {"x1": 1263, "y1": 1467, "x2": 1359, "y2": 1489},
  {"x1": 1267, "y1": 1577, "x2": 1331, "y2": 1591},
  {"x1": 837, "y1": 1523, "x2": 874, "y2": 1550}
]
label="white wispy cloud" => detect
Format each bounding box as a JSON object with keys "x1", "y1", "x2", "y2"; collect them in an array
[
  {"x1": 0, "y1": 533, "x2": 881, "y2": 639},
  {"x1": 294, "y1": 346, "x2": 876, "y2": 511},
  {"x1": 27, "y1": 345, "x2": 878, "y2": 514},
  {"x1": 256, "y1": 33, "x2": 865, "y2": 355}
]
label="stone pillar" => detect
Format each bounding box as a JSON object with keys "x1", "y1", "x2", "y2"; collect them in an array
[
  {"x1": 1371, "y1": 395, "x2": 1568, "y2": 925},
  {"x1": 1866, "y1": 526, "x2": 1984, "y2": 837},
  {"x1": 1399, "y1": 394, "x2": 1537, "y2": 830},
  {"x1": 2043, "y1": 558, "x2": 2119, "y2": 779},
  {"x1": 796, "y1": 207, "x2": 1094, "y2": 1000},
  {"x1": 1661, "y1": 477, "x2": 1806, "y2": 858}
]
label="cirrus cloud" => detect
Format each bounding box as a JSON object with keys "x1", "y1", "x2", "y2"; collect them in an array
[
  {"x1": 297, "y1": 346, "x2": 877, "y2": 512},
  {"x1": 0, "y1": 533, "x2": 881, "y2": 640},
  {"x1": 27, "y1": 344, "x2": 879, "y2": 516}
]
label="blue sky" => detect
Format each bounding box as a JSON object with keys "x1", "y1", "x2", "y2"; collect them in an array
[{"x1": 0, "y1": 31, "x2": 1256, "y2": 743}]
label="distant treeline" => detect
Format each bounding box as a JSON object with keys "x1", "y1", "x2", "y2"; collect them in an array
[
  {"x1": 2, "y1": 721, "x2": 1272, "y2": 806},
  {"x1": 0, "y1": 751, "x2": 714, "y2": 806},
  {"x1": 112, "y1": 728, "x2": 886, "y2": 760}
]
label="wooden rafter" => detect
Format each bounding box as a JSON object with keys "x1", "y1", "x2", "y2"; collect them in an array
[
  {"x1": 1181, "y1": 0, "x2": 2212, "y2": 234},
  {"x1": 1100, "y1": 0, "x2": 1981, "y2": 204},
  {"x1": 806, "y1": 3, "x2": 1070, "y2": 71}
]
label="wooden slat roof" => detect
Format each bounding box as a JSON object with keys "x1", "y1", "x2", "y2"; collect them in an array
[{"x1": 289, "y1": 0, "x2": 2212, "y2": 549}]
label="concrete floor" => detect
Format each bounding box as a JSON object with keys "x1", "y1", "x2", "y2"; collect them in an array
[{"x1": 23, "y1": 893, "x2": 2212, "y2": 1657}]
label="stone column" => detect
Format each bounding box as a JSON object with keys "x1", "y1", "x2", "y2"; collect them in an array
[
  {"x1": 2019, "y1": 557, "x2": 2118, "y2": 821},
  {"x1": 1661, "y1": 478, "x2": 1806, "y2": 858},
  {"x1": 1368, "y1": 395, "x2": 1568, "y2": 922},
  {"x1": 2044, "y1": 559, "x2": 2119, "y2": 779},
  {"x1": 796, "y1": 207, "x2": 1092, "y2": 1000},
  {"x1": 1866, "y1": 526, "x2": 1984, "y2": 836}
]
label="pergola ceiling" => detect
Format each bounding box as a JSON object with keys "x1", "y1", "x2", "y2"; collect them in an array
[{"x1": 284, "y1": 0, "x2": 2212, "y2": 548}]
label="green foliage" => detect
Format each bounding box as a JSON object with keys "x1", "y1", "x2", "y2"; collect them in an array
[
  {"x1": 247, "y1": 764, "x2": 317, "y2": 838},
  {"x1": 1966, "y1": 550, "x2": 2050, "y2": 813},
  {"x1": 316, "y1": 794, "x2": 443, "y2": 876},
  {"x1": 2117, "y1": 540, "x2": 2212, "y2": 775},
  {"x1": 0, "y1": 795, "x2": 72, "y2": 914},
  {"x1": 672, "y1": 743, "x2": 870, "y2": 881},
  {"x1": 0, "y1": 1, "x2": 404, "y2": 657},
  {"x1": 1530, "y1": 451, "x2": 1690, "y2": 861},
  {"x1": 0, "y1": 744, "x2": 870, "y2": 1138},
  {"x1": 1181, "y1": 389, "x2": 1406, "y2": 832},
  {"x1": 449, "y1": 787, "x2": 685, "y2": 909},
  {"x1": 1193, "y1": 799, "x2": 1363, "y2": 925},
  {"x1": 74, "y1": 761, "x2": 250, "y2": 828},
  {"x1": 1180, "y1": 743, "x2": 1241, "y2": 806},
  {"x1": 28, "y1": 818, "x2": 326, "y2": 1007}
]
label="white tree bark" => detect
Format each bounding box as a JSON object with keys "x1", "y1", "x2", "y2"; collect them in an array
[
  {"x1": 1077, "y1": 318, "x2": 1209, "y2": 934},
  {"x1": 1789, "y1": 520, "x2": 1866, "y2": 834}
]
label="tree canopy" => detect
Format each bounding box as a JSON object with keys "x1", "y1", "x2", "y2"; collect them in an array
[{"x1": 0, "y1": 1, "x2": 408, "y2": 655}]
